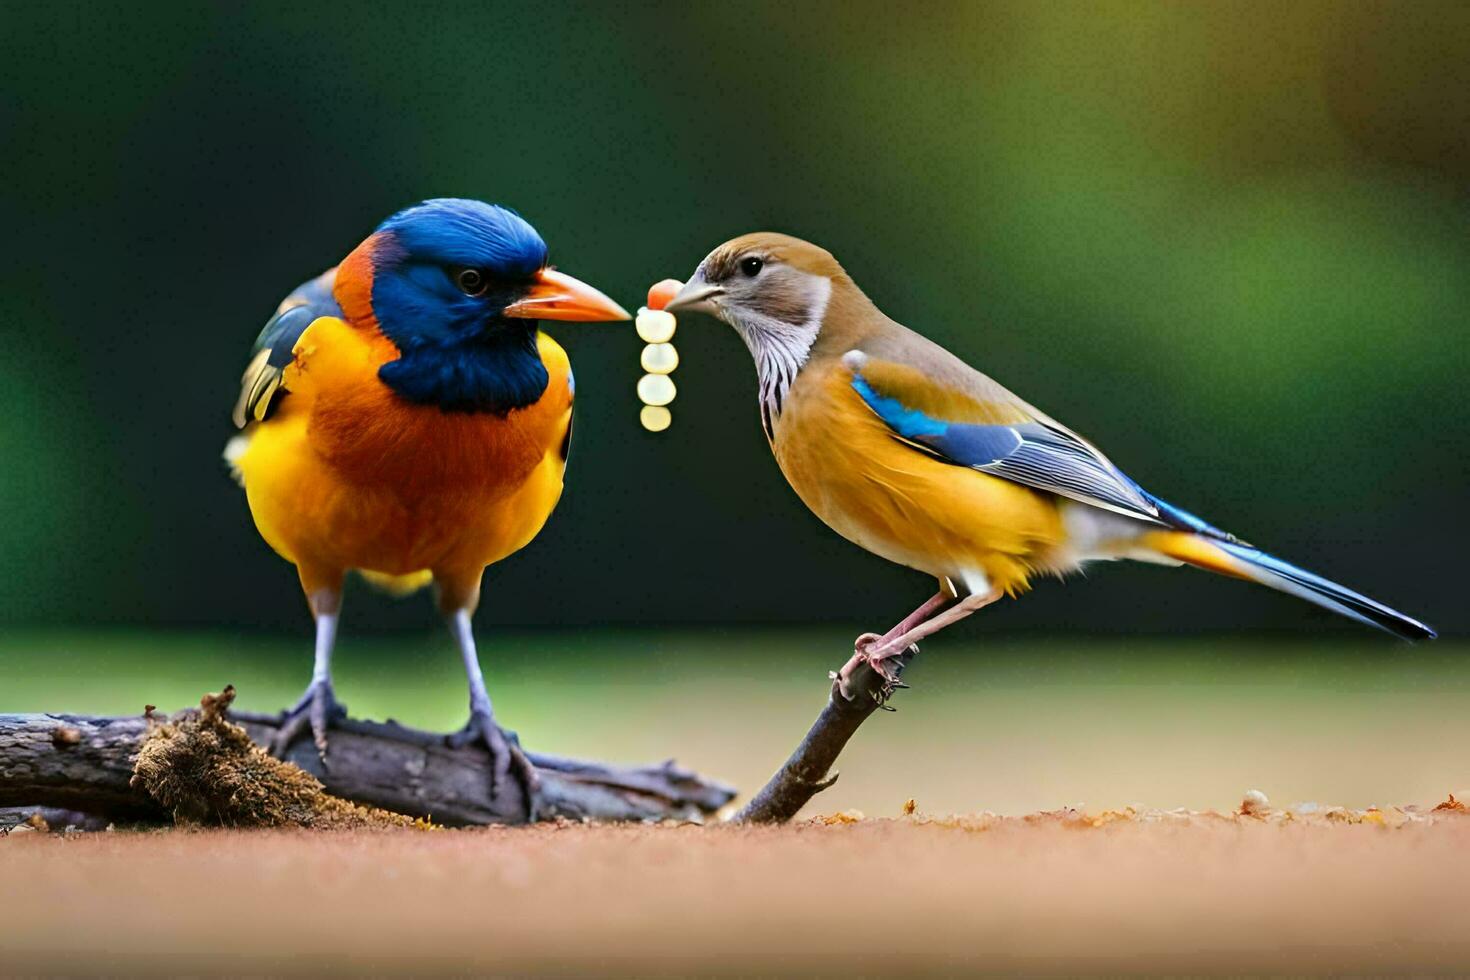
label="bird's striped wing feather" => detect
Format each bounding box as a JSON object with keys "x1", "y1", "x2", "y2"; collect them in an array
[
  {"x1": 846, "y1": 351, "x2": 1163, "y2": 523},
  {"x1": 842, "y1": 348, "x2": 1431, "y2": 640},
  {"x1": 231, "y1": 305, "x2": 319, "y2": 428},
  {"x1": 231, "y1": 269, "x2": 343, "y2": 428}
]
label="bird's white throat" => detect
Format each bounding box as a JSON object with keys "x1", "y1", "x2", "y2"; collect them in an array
[{"x1": 724, "y1": 277, "x2": 831, "y2": 440}]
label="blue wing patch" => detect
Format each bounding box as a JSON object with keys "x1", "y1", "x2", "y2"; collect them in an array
[
  {"x1": 255, "y1": 305, "x2": 317, "y2": 369},
  {"x1": 849, "y1": 374, "x2": 947, "y2": 438},
  {"x1": 280, "y1": 267, "x2": 344, "y2": 323},
  {"x1": 851, "y1": 367, "x2": 1163, "y2": 522}
]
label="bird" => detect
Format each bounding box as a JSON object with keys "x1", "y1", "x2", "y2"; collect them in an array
[
  {"x1": 664, "y1": 232, "x2": 1434, "y2": 696},
  {"x1": 225, "y1": 198, "x2": 629, "y2": 802}
]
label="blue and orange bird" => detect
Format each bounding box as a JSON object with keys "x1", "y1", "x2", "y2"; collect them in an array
[
  {"x1": 226, "y1": 199, "x2": 628, "y2": 794},
  {"x1": 665, "y1": 233, "x2": 1434, "y2": 693}
]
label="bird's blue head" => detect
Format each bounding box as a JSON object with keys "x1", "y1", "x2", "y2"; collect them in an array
[{"x1": 334, "y1": 198, "x2": 628, "y2": 414}]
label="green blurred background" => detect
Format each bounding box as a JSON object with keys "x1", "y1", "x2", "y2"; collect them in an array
[
  {"x1": 1, "y1": 0, "x2": 1465, "y2": 636},
  {"x1": 3, "y1": 0, "x2": 1465, "y2": 638},
  {"x1": 2, "y1": 1, "x2": 1468, "y2": 814}
]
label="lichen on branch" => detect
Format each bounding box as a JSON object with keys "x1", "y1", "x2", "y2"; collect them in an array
[{"x1": 130, "y1": 687, "x2": 422, "y2": 829}]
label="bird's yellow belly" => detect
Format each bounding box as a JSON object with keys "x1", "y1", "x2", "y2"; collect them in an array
[
  {"x1": 235, "y1": 401, "x2": 565, "y2": 580},
  {"x1": 772, "y1": 374, "x2": 1065, "y2": 595}
]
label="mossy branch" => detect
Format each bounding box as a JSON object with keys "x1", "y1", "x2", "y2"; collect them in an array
[{"x1": 0, "y1": 688, "x2": 735, "y2": 827}]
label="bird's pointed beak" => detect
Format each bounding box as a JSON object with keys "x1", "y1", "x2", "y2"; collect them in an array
[
  {"x1": 664, "y1": 279, "x2": 725, "y2": 315},
  {"x1": 503, "y1": 268, "x2": 631, "y2": 322}
]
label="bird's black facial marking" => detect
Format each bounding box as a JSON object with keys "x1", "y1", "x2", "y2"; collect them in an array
[
  {"x1": 366, "y1": 198, "x2": 556, "y2": 414},
  {"x1": 375, "y1": 265, "x2": 549, "y2": 414}
]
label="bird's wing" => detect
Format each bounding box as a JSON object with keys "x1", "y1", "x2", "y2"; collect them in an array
[
  {"x1": 843, "y1": 348, "x2": 1169, "y2": 524},
  {"x1": 231, "y1": 269, "x2": 342, "y2": 428}
]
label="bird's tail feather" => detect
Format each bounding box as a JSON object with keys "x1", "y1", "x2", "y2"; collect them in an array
[
  {"x1": 356, "y1": 569, "x2": 434, "y2": 597},
  {"x1": 1141, "y1": 531, "x2": 1435, "y2": 641}
]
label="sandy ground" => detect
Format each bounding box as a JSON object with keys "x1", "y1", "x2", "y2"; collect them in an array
[
  {"x1": 7, "y1": 634, "x2": 1469, "y2": 974},
  {"x1": 4, "y1": 813, "x2": 1470, "y2": 977}
]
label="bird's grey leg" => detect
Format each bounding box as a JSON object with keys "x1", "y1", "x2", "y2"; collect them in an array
[
  {"x1": 271, "y1": 589, "x2": 347, "y2": 760},
  {"x1": 857, "y1": 588, "x2": 1005, "y2": 680},
  {"x1": 444, "y1": 609, "x2": 539, "y2": 812}
]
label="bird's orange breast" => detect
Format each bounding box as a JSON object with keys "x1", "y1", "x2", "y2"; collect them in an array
[
  {"x1": 304, "y1": 330, "x2": 557, "y2": 495},
  {"x1": 771, "y1": 358, "x2": 1064, "y2": 595},
  {"x1": 233, "y1": 316, "x2": 573, "y2": 580}
]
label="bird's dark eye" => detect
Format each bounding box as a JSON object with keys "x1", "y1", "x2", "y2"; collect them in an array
[
  {"x1": 455, "y1": 267, "x2": 487, "y2": 296},
  {"x1": 740, "y1": 256, "x2": 764, "y2": 278}
]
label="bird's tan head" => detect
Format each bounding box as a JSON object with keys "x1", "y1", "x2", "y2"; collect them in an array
[
  {"x1": 665, "y1": 232, "x2": 845, "y2": 329},
  {"x1": 666, "y1": 233, "x2": 851, "y2": 430}
]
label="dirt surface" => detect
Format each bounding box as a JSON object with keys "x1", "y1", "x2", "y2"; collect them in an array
[
  {"x1": 7, "y1": 636, "x2": 1470, "y2": 974},
  {"x1": 5, "y1": 810, "x2": 1470, "y2": 976}
]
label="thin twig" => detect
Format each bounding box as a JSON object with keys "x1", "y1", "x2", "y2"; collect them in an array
[{"x1": 731, "y1": 645, "x2": 918, "y2": 823}]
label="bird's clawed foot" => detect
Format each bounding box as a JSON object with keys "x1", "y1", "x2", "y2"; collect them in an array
[
  {"x1": 270, "y1": 679, "x2": 347, "y2": 761},
  {"x1": 446, "y1": 708, "x2": 541, "y2": 820},
  {"x1": 838, "y1": 633, "x2": 917, "y2": 706}
]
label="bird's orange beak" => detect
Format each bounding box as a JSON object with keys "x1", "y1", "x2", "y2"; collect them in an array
[{"x1": 503, "y1": 268, "x2": 631, "y2": 322}]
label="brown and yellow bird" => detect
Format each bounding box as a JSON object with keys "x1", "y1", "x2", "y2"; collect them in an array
[{"x1": 666, "y1": 233, "x2": 1433, "y2": 694}]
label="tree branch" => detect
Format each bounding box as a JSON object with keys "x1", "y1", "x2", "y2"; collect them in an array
[
  {"x1": 3, "y1": 636, "x2": 911, "y2": 829},
  {"x1": 731, "y1": 645, "x2": 917, "y2": 823},
  {"x1": 0, "y1": 702, "x2": 735, "y2": 826}
]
